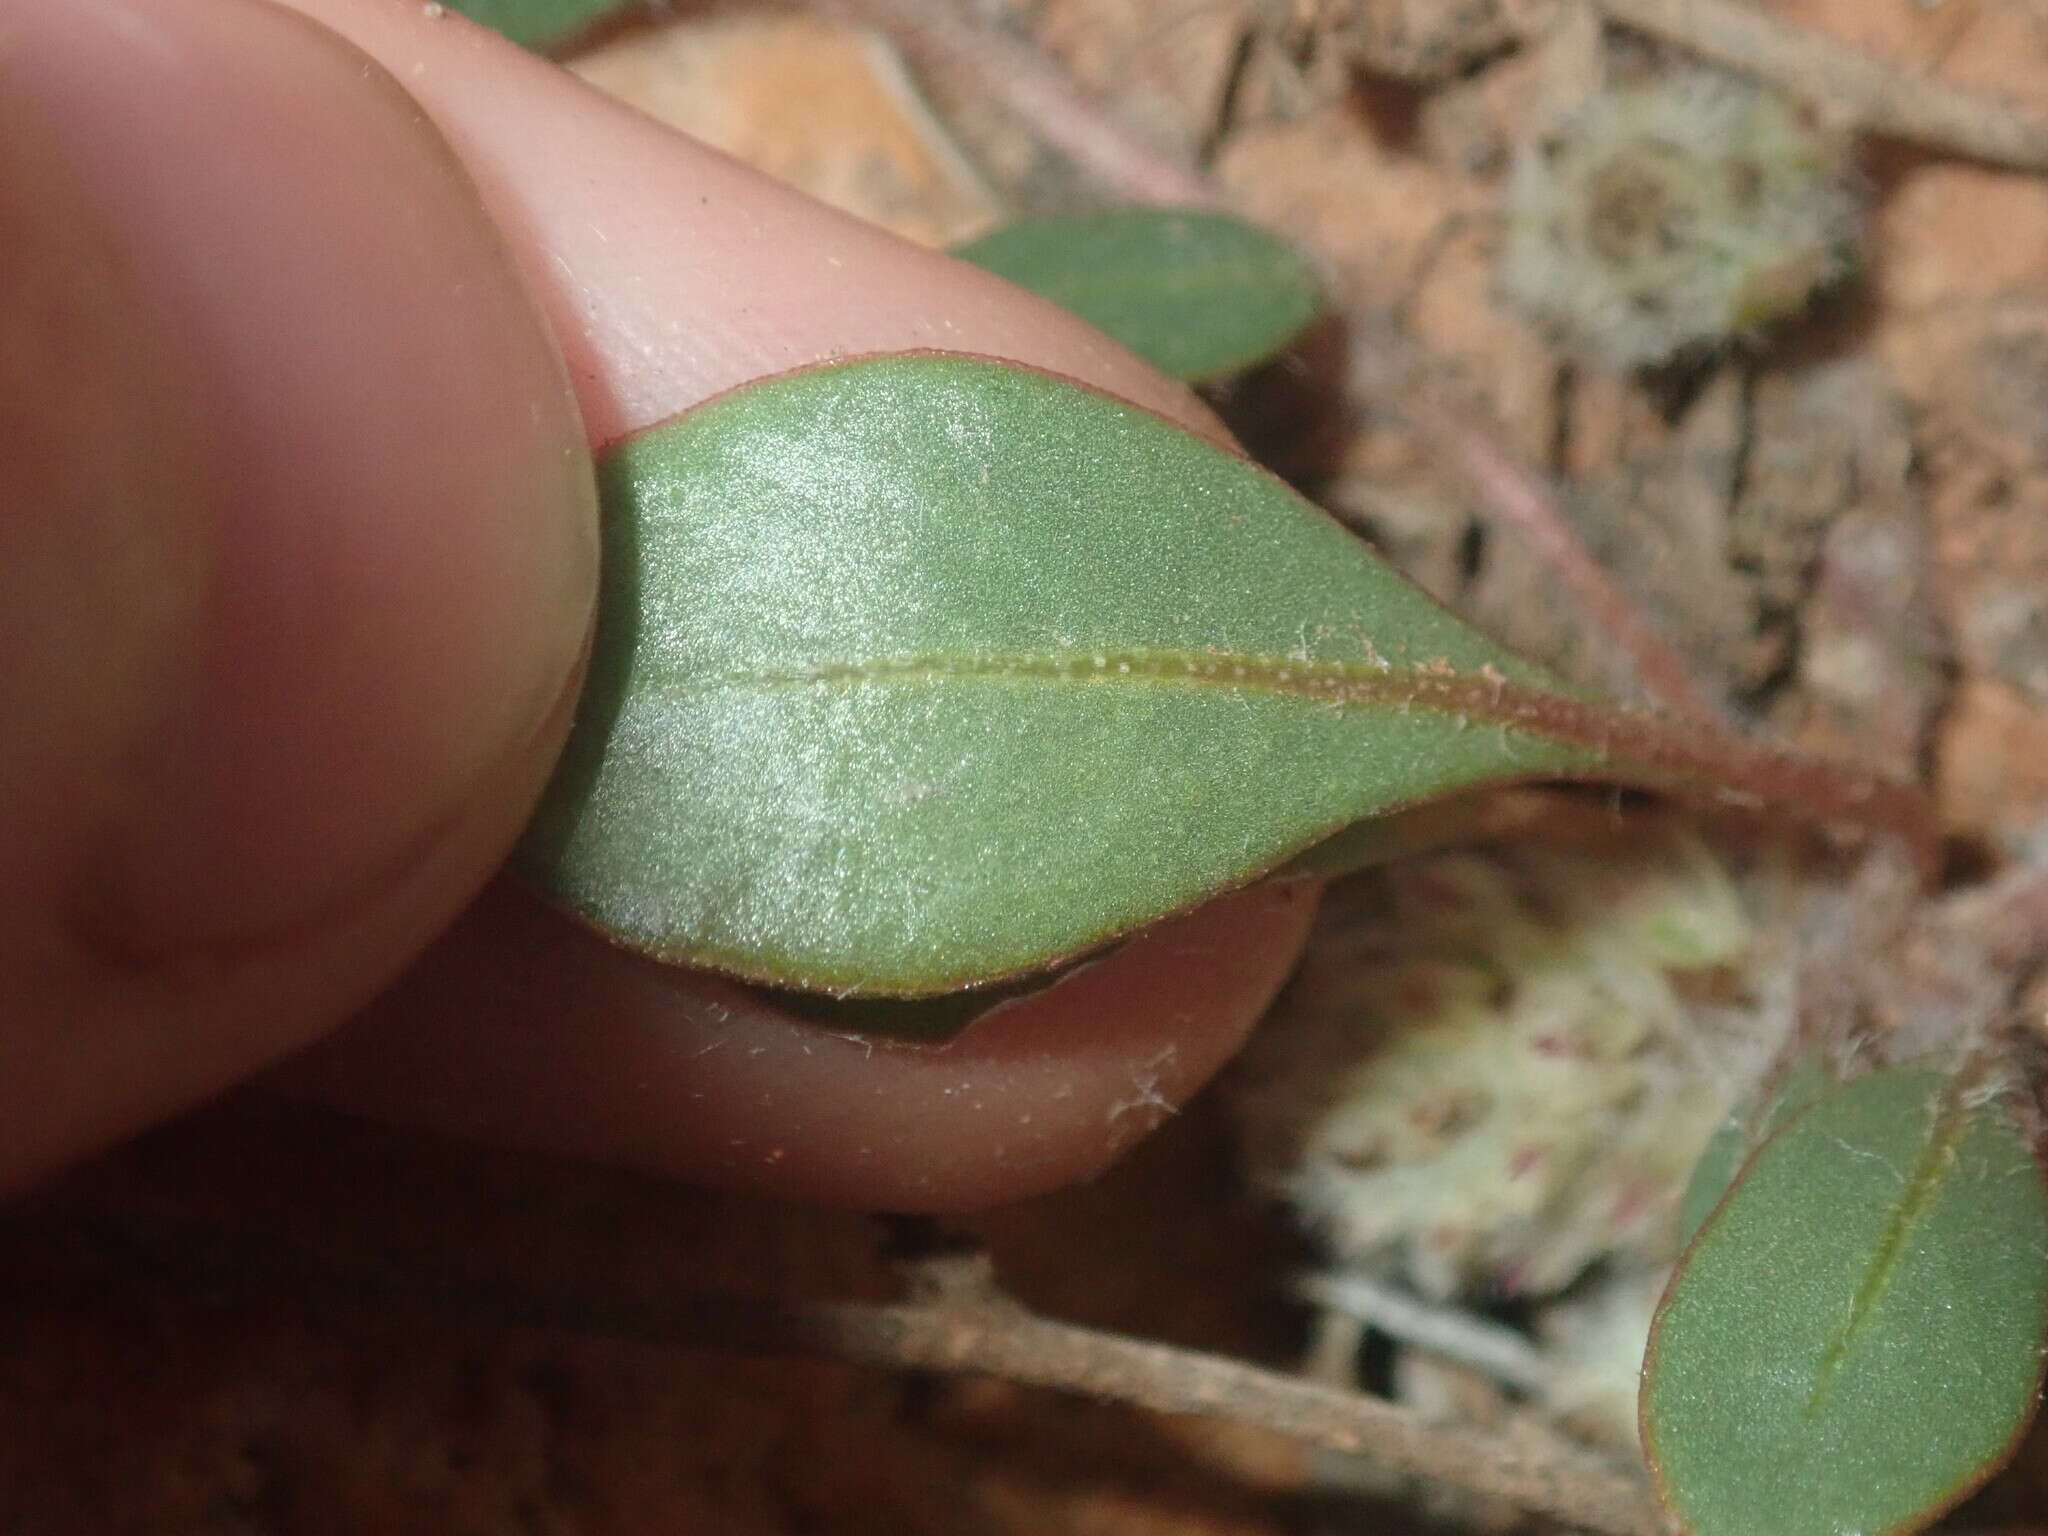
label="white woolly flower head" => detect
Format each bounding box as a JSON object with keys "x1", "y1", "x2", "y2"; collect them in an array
[
  {"x1": 1496, "y1": 67, "x2": 1861, "y2": 368},
  {"x1": 1229, "y1": 823, "x2": 1765, "y2": 1303}
]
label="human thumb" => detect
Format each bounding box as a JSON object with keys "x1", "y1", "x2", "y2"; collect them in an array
[{"x1": 0, "y1": 0, "x2": 598, "y2": 1189}]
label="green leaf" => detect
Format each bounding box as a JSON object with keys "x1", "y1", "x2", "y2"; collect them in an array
[
  {"x1": 1674, "y1": 1051, "x2": 1833, "y2": 1247},
  {"x1": 436, "y1": 0, "x2": 636, "y2": 50},
  {"x1": 952, "y1": 209, "x2": 1321, "y2": 382},
  {"x1": 1642, "y1": 1062, "x2": 2048, "y2": 1536},
  {"x1": 517, "y1": 353, "x2": 1609, "y2": 998}
]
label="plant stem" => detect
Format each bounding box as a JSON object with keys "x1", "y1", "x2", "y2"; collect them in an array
[
  {"x1": 1347, "y1": 318, "x2": 1723, "y2": 723},
  {"x1": 1384, "y1": 666, "x2": 1940, "y2": 868},
  {"x1": 1594, "y1": 0, "x2": 2048, "y2": 172},
  {"x1": 819, "y1": 0, "x2": 1219, "y2": 206},
  {"x1": 759, "y1": 1294, "x2": 1657, "y2": 1533},
  {"x1": 1294, "y1": 1271, "x2": 1555, "y2": 1393}
]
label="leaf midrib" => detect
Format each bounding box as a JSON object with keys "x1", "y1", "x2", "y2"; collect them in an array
[
  {"x1": 1804, "y1": 1076, "x2": 1967, "y2": 1415},
  {"x1": 680, "y1": 648, "x2": 1485, "y2": 699},
  {"x1": 631, "y1": 645, "x2": 1921, "y2": 861}
]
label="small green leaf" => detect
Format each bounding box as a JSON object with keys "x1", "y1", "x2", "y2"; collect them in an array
[
  {"x1": 953, "y1": 209, "x2": 1321, "y2": 381},
  {"x1": 436, "y1": 0, "x2": 636, "y2": 50},
  {"x1": 1643, "y1": 1062, "x2": 2048, "y2": 1536},
  {"x1": 517, "y1": 353, "x2": 1608, "y2": 998}
]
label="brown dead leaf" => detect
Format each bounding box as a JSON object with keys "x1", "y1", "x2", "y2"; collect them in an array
[{"x1": 572, "y1": 12, "x2": 1000, "y2": 245}]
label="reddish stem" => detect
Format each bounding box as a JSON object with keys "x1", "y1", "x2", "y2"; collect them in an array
[
  {"x1": 1405, "y1": 392, "x2": 1723, "y2": 724},
  {"x1": 1330, "y1": 666, "x2": 1938, "y2": 870},
  {"x1": 821, "y1": 0, "x2": 1219, "y2": 207}
]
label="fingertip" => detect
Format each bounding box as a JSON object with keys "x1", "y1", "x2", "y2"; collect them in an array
[
  {"x1": 272, "y1": 0, "x2": 1224, "y2": 443},
  {"x1": 273, "y1": 878, "x2": 1317, "y2": 1209},
  {"x1": 17, "y1": 0, "x2": 598, "y2": 947}
]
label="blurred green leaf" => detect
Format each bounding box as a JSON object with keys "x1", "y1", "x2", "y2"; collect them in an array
[
  {"x1": 953, "y1": 208, "x2": 1321, "y2": 382},
  {"x1": 516, "y1": 354, "x2": 1618, "y2": 1001},
  {"x1": 436, "y1": 0, "x2": 635, "y2": 50},
  {"x1": 1643, "y1": 1062, "x2": 2048, "y2": 1536}
]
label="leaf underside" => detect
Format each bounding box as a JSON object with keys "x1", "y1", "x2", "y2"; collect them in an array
[
  {"x1": 517, "y1": 353, "x2": 1600, "y2": 997},
  {"x1": 438, "y1": 0, "x2": 634, "y2": 49},
  {"x1": 1675, "y1": 1051, "x2": 1834, "y2": 1247},
  {"x1": 953, "y1": 209, "x2": 1322, "y2": 382},
  {"x1": 1642, "y1": 1064, "x2": 2048, "y2": 1536}
]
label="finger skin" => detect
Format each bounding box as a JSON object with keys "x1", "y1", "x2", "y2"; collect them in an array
[
  {"x1": 259, "y1": 0, "x2": 1317, "y2": 1208},
  {"x1": 271, "y1": 0, "x2": 1222, "y2": 445},
  {"x1": 279, "y1": 881, "x2": 1318, "y2": 1210},
  {"x1": 0, "y1": 0, "x2": 597, "y2": 1191}
]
